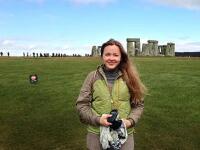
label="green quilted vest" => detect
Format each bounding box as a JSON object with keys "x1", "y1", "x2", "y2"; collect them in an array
[{"x1": 87, "y1": 68, "x2": 134, "y2": 134}]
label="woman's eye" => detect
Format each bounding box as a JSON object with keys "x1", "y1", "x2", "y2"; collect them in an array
[{"x1": 105, "y1": 53, "x2": 111, "y2": 56}]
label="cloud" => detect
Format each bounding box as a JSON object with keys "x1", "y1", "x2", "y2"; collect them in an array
[
  {"x1": 177, "y1": 36, "x2": 191, "y2": 40},
  {"x1": 149, "y1": 0, "x2": 200, "y2": 10},
  {"x1": 1, "y1": 40, "x2": 16, "y2": 46},
  {"x1": 24, "y1": 0, "x2": 45, "y2": 5},
  {"x1": 1, "y1": 0, "x2": 116, "y2": 5},
  {"x1": 175, "y1": 41, "x2": 200, "y2": 52},
  {"x1": 186, "y1": 41, "x2": 200, "y2": 47},
  {"x1": 0, "y1": 0, "x2": 45, "y2": 5},
  {"x1": 67, "y1": 0, "x2": 116, "y2": 5},
  {"x1": 0, "y1": 38, "x2": 65, "y2": 49}
]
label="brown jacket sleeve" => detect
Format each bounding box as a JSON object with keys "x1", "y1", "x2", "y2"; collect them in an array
[
  {"x1": 127, "y1": 101, "x2": 144, "y2": 127},
  {"x1": 76, "y1": 71, "x2": 100, "y2": 126}
]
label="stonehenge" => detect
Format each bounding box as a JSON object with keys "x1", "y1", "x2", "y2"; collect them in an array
[
  {"x1": 132, "y1": 39, "x2": 175, "y2": 56},
  {"x1": 91, "y1": 38, "x2": 175, "y2": 57},
  {"x1": 126, "y1": 38, "x2": 175, "y2": 56}
]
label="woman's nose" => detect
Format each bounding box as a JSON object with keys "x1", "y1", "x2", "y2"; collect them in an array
[{"x1": 108, "y1": 55, "x2": 115, "y2": 60}]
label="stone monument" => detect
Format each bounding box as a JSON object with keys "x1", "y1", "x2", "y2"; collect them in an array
[
  {"x1": 91, "y1": 46, "x2": 101, "y2": 56},
  {"x1": 126, "y1": 38, "x2": 140, "y2": 56}
]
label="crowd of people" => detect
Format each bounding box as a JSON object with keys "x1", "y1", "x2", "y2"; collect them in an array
[
  {"x1": 23, "y1": 52, "x2": 88, "y2": 57},
  {"x1": 0, "y1": 52, "x2": 91, "y2": 57},
  {"x1": 0, "y1": 52, "x2": 9, "y2": 57}
]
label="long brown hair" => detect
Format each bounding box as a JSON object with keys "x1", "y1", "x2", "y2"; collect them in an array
[{"x1": 101, "y1": 39, "x2": 147, "y2": 104}]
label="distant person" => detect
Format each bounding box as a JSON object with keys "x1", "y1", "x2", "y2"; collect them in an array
[
  {"x1": 0, "y1": 52, "x2": 3, "y2": 56},
  {"x1": 7, "y1": 52, "x2": 10, "y2": 57},
  {"x1": 76, "y1": 39, "x2": 147, "y2": 150}
]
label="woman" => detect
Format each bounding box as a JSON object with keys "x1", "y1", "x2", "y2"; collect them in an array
[{"x1": 76, "y1": 39, "x2": 147, "y2": 150}]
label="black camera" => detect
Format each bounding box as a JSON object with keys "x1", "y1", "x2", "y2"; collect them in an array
[{"x1": 107, "y1": 109, "x2": 122, "y2": 130}]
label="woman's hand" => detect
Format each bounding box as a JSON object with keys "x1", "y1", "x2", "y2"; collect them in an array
[
  {"x1": 122, "y1": 119, "x2": 132, "y2": 128},
  {"x1": 100, "y1": 114, "x2": 112, "y2": 127}
]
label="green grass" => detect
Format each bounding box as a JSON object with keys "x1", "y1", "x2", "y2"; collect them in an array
[{"x1": 0, "y1": 57, "x2": 199, "y2": 150}]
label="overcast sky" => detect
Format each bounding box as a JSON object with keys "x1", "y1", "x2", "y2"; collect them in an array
[{"x1": 0, "y1": 0, "x2": 200, "y2": 56}]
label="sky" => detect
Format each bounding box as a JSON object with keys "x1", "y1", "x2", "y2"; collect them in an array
[{"x1": 0, "y1": 0, "x2": 200, "y2": 56}]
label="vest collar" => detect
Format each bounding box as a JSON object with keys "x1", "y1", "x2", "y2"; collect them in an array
[{"x1": 97, "y1": 65, "x2": 122, "y2": 80}]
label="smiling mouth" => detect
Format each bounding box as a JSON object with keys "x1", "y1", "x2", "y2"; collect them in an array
[{"x1": 108, "y1": 63, "x2": 115, "y2": 65}]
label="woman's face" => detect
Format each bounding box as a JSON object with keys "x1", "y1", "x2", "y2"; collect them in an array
[{"x1": 102, "y1": 45, "x2": 121, "y2": 70}]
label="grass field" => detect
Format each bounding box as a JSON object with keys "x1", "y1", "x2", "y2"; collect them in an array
[{"x1": 0, "y1": 57, "x2": 199, "y2": 150}]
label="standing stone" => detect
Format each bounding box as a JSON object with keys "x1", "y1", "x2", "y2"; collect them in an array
[
  {"x1": 147, "y1": 40, "x2": 154, "y2": 56},
  {"x1": 142, "y1": 44, "x2": 149, "y2": 56},
  {"x1": 97, "y1": 46, "x2": 101, "y2": 56},
  {"x1": 153, "y1": 41, "x2": 159, "y2": 56},
  {"x1": 147, "y1": 40, "x2": 158, "y2": 56},
  {"x1": 135, "y1": 41, "x2": 140, "y2": 56},
  {"x1": 91, "y1": 46, "x2": 97, "y2": 56},
  {"x1": 126, "y1": 38, "x2": 140, "y2": 57},
  {"x1": 166, "y1": 44, "x2": 171, "y2": 56},
  {"x1": 127, "y1": 39, "x2": 135, "y2": 56},
  {"x1": 171, "y1": 43, "x2": 175, "y2": 56},
  {"x1": 167, "y1": 43, "x2": 175, "y2": 56}
]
